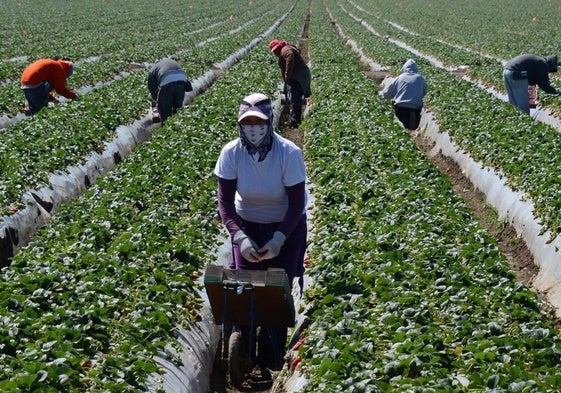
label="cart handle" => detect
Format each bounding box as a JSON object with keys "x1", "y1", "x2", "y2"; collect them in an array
[{"x1": 223, "y1": 280, "x2": 254, "y2": 295}]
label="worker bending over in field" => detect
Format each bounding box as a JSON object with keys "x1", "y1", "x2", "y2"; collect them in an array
[
  {"x1": 21, "y1": 58, "x2": 77, "y2": 115},
  {"x1": 147, "y1": 58, "x2": 192, "y2": 124},
  {"x1": 503, "y1": 54, "x2": 560, "y2": 115},
  {"x1": 269, "y1": 39, "x2": 311, "y2": 128},
  {"x1": 382, "y1": 58, "x2": 428, "y2": 130},
  {"x1": 214, "y1": 93, "x2": 307, "y2": 371}
]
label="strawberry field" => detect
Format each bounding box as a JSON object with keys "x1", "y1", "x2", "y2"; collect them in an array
[{"x1": 2, "y1": 0, "x2": 561, "y2": 392}]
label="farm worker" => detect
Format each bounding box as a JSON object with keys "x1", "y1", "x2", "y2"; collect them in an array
[
  {"x1": 214, "y1": 93, "x2": 307, "y2": 371},
  {"x1": 21, "y1": 58, "x2": 77, "y2": 115},
  {"x1": 269, "y1": 39, "x2": 311, "y2": 128},
  {"x1": 381, "y1": 58, "x2": 428, "y2": 130},
  {"x1": 147, "y1": 58, "x2": 193, "y2": 124},
  {"x1": 503, "y1": 54, "x2": 560, "y2": 115}
]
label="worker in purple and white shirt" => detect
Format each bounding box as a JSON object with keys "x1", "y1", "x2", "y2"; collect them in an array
[
  {"x1": 214, "y1": 92, "x2": 307, "y2": 370},
  {"x1": 214, "y1": 92, "x2": 307, "y2": 282}
]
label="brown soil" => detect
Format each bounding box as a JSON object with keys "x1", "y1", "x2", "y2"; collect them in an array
[
  {"x1": 282, "y1": 125, "x2": 305, "y2": 147},
  {"x1": 208, "y1": 363, "x2": 281, "y2": 393}
]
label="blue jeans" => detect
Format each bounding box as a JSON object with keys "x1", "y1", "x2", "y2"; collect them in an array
[
  {"x1": 503, "y1": 69, "x2": 530, "y2": 114},
  {"x1": 22, "y1": 82, "x2": 51, "y2": 114},
  {"x1": 156, "y1": 81, "x2": 186, "y2": 123}
]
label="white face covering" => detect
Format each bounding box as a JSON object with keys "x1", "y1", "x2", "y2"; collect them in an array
[{"x1": 241, "y1": 124, "x2": 268, "y2": 146}]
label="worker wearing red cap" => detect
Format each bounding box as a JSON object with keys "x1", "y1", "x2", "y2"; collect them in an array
[
  {"x1": 269, "y1": 39, "x2": 311, "y2": 128},
  {"x1": 21, "y1": 58, "x2": 77, "y2": 115}
]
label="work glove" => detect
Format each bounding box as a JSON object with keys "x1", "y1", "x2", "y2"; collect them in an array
[
  {"x1": 257, "y1": 231, "x2": 286, "y2": 260},
  {"x1": 233, "y1": 230, "x2": 261, "y2": 263}
]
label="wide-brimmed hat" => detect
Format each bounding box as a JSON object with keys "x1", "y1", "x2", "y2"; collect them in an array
[{"x1": 238, "y1": 93, "x2": 272, "y2": 122}]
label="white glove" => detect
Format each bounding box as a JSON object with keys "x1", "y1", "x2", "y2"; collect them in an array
[
  {"x1": 257, "y1": 231, "x2": 286, "y2": 260},
  {"x1": 233, "y1": 230, "x2": 261, "y2": 263}
]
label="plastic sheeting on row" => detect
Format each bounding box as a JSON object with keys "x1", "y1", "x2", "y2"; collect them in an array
[
  {"x1": 0, "y1": 117, "x2": 155, "y2": 267},
  {"x1": 143, "y1": 305, "x2": 221, "y2": 393}
]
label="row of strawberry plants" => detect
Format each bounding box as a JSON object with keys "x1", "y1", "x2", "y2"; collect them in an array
[
  {"x1": 0, "y1": 0, "x2": 260, "y2": 71},
  {"x1": 0, "y1": 1, "x2": 295, "y2": 218},
  {"x1": 293, "y1": 2, "x2": 561, "y2": 391},
  {"x1": 0, "y1": 0, "x2": 289, "y2": 115},
  {"x1": 347, "y1": 0, "x2": 561, "y2": 63},
  {"x1": 0, "y1": 1, "x2": 308, "y2": 390},
  {"x1": 338, "y1": 0, "x2": 561, "y2": 116},
  {"x1": 326, "y1": 1, "x2": 561, "y2": 245},
  {"x1": 335, "y1": 2, "x2": 504, "y2": 87}
]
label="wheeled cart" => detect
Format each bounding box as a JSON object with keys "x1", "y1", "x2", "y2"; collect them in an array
[{"x1": 204, "y1": 265, "x2": 295, "y2": 387}]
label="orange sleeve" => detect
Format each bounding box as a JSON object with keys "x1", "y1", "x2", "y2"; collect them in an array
[{"x1": 50, "y1": 61, "x2": 76, "y2": 99}]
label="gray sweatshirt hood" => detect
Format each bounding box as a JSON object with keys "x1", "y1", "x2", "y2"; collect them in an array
[{"x1": 402, "y1": 59, "x2": 419, "y2": 74}]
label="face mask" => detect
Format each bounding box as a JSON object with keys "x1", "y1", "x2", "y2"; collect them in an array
[{"x1": 241, "y1": 124, "x2": 268, "y2": 146}]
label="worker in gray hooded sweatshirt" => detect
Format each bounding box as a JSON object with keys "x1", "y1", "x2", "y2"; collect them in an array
[
  {"x1": 382, "y1": 59, "x2": 428, "y2": 130},
  {"x1": 503, "y1": 54, "x2": 560, "y2": 115}
]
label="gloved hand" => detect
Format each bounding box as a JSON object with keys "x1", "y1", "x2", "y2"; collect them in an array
[
  {"x1": 558, "y1": 91, "x2": 561, "y2": 96},
  {"x1": 233, "y1": 230, "x2": 261, "y2": 263},
  {"x1": 257, "y1": 231, "x2": 286, "y2": 260}
]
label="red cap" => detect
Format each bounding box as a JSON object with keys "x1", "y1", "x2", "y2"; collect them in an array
[{"x1": 269, "y1": 39, "x2": 282, "y2": 52}]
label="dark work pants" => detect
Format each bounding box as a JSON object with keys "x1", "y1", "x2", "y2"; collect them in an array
[
  {"x1": 23, "y1": 82, "x2": 51, "y2": 114},
  {"x1": 156, "y1": 81, "x2": 186, "y2": 123},
  {"x1": 288, "y1": 79, "x2": 304, "y2": 125},
  {"x1": 394, "y1": 105, "x2": 422, "y2": 130}
]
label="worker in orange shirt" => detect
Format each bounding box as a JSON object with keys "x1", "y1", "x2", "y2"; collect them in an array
[{"x1": 21, "y1": 58, "x2": 77, "y2": 115}]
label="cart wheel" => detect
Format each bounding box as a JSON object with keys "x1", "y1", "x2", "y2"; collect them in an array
[{"x1": 228, "y1": 331, "x2": 245, "y2": 388}]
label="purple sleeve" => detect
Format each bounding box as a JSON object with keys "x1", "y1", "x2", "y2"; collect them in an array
[
  {"x1": 217, "y1": 177, "x2": 245, "y2": 236},
  {"x1": 278, "y1": 181, "x2": 306, "y2": 237}
]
